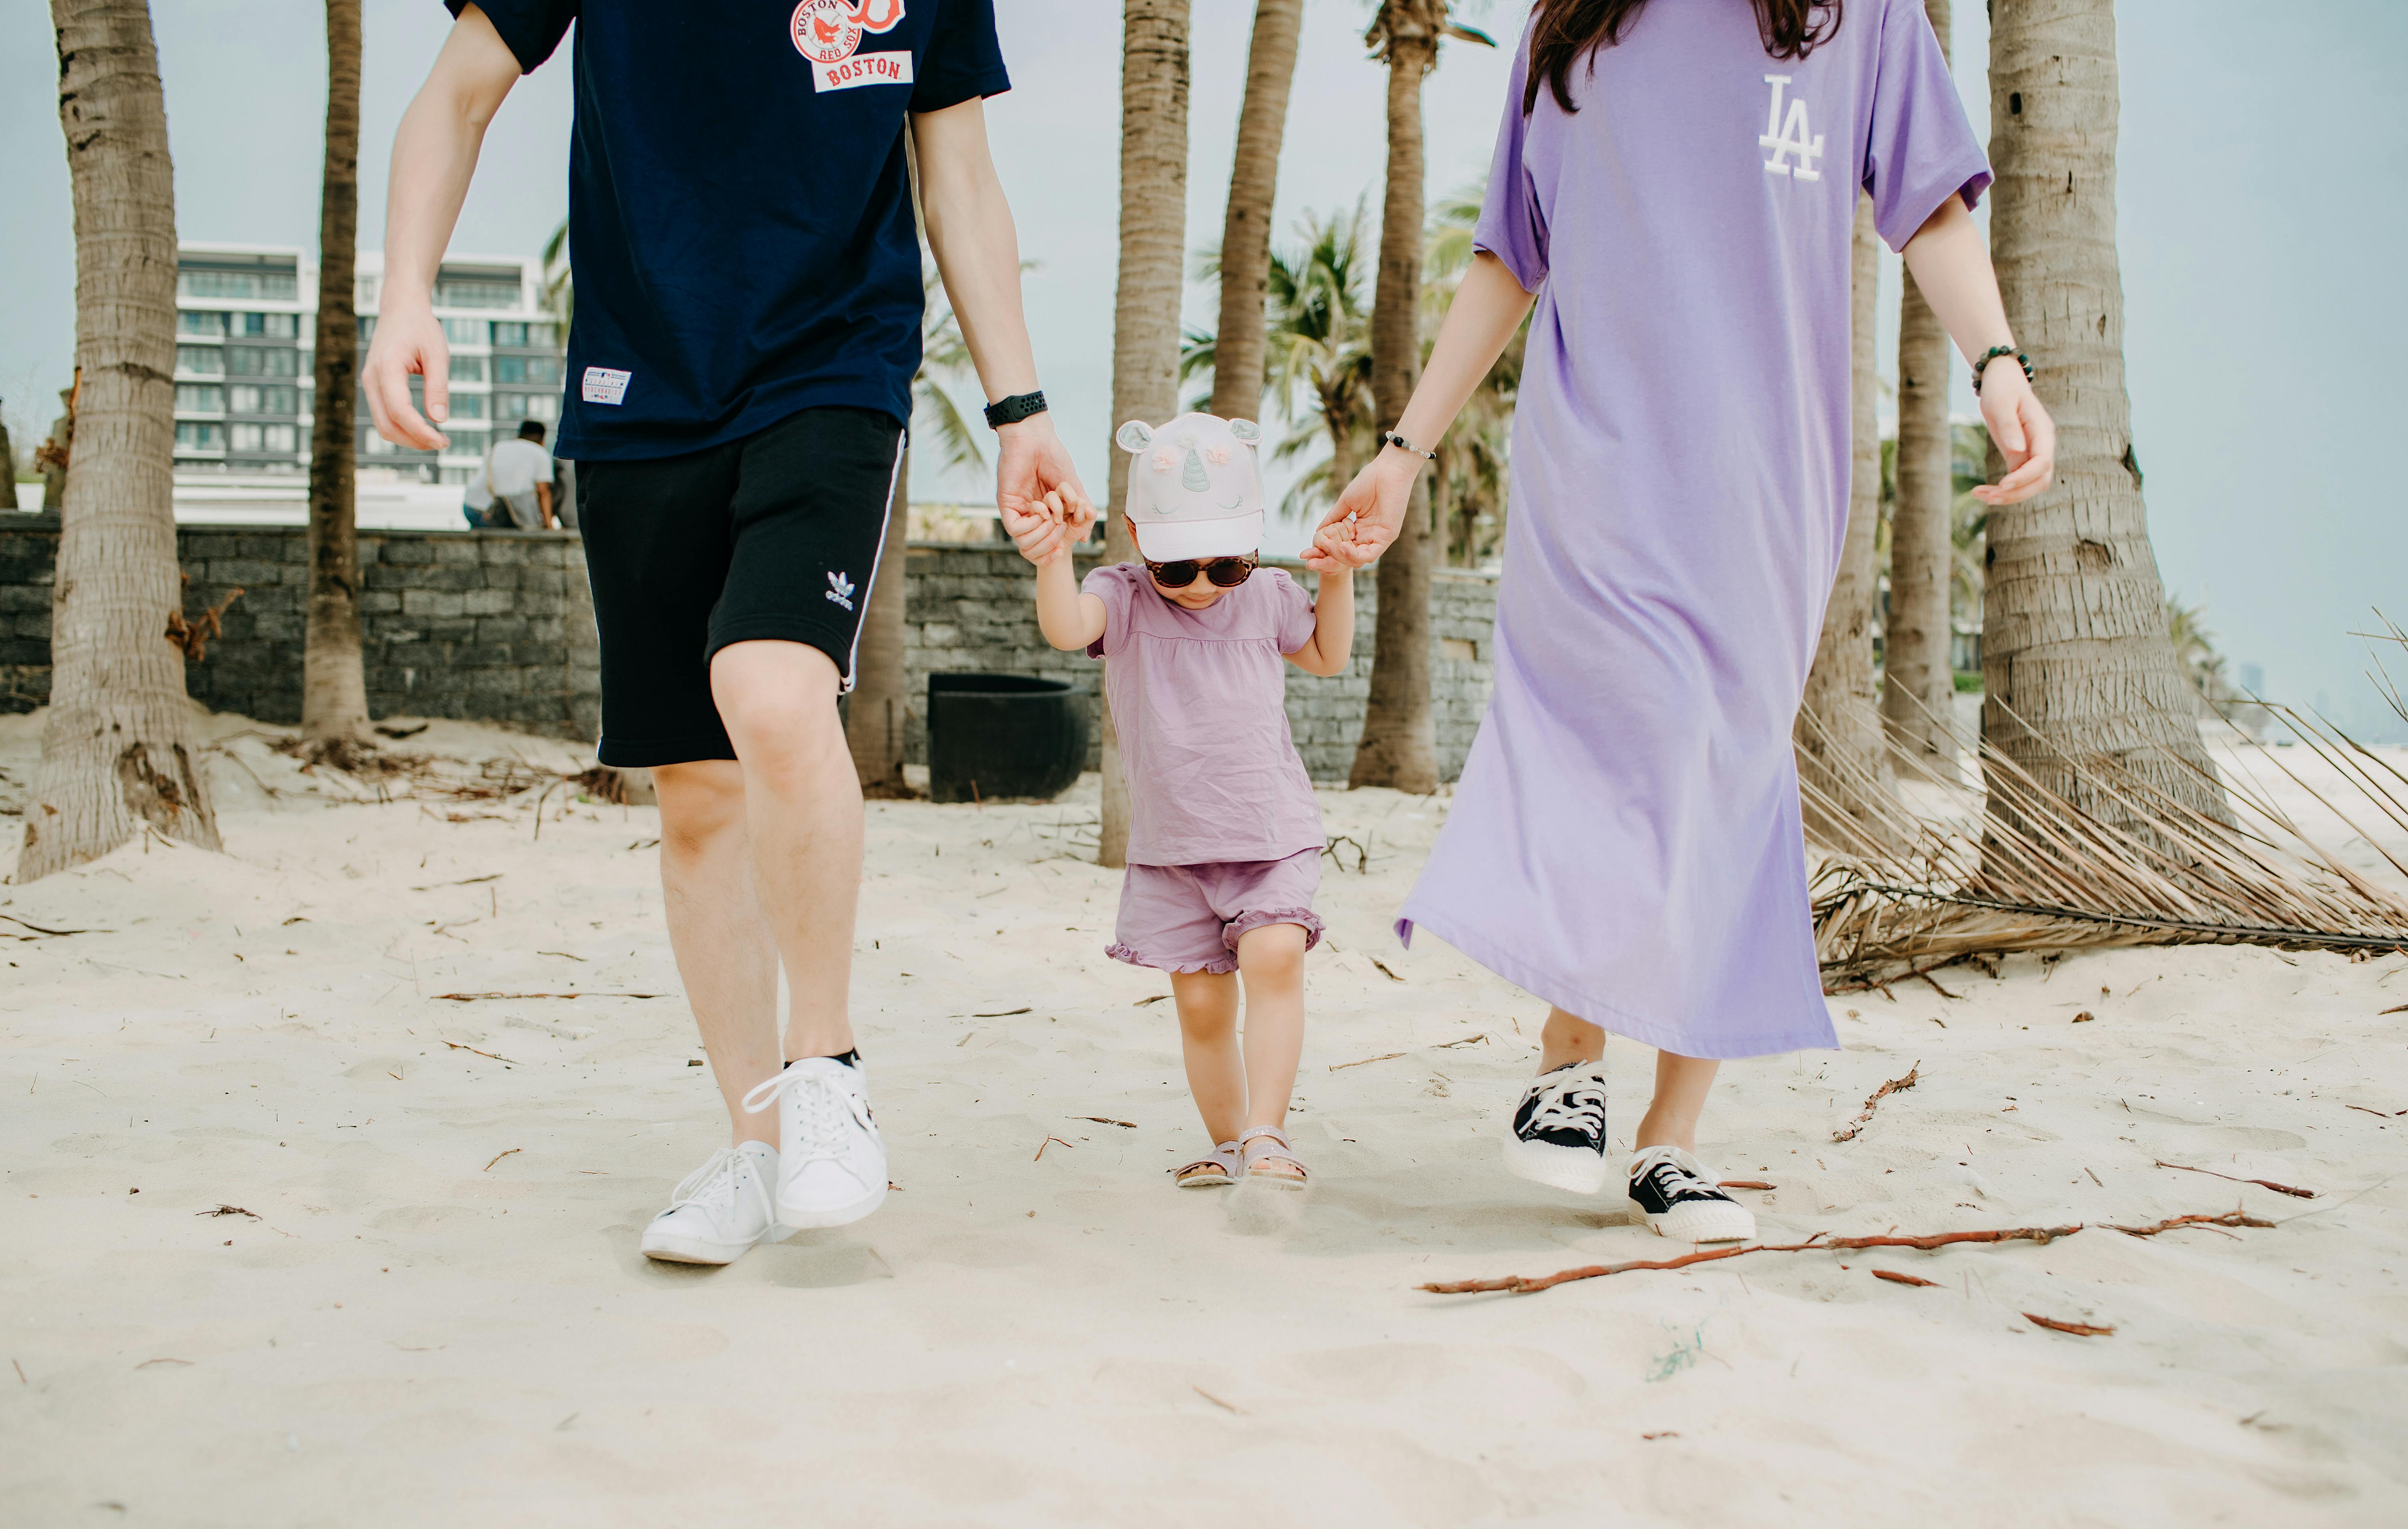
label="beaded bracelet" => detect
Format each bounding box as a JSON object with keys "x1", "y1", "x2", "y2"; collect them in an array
[{"x1": 1972, "y1": 345, "x2": 2033, "y2": 395}]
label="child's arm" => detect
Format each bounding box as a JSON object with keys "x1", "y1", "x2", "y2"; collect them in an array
[
  {"x1": 1284, "y1": 563, "x2": 1355, "y2": 678},
  {"x1": 1002, "y1": 492, "x2": 1107, "y2": 651},
  {"x1": 1898, "y1": 195, "x2": 2057, "y2": 506}
]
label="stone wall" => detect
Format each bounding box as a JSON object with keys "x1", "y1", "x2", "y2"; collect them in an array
[
  {"x1": 901, "y1": 544, "x2": 1499, "y2": 783},
  {"x1": 0, "y1": 520, "x2": 1500, "y2": 782},
  {"x1": 0, "y1": 513, "x2": 600, "y2": 740}
]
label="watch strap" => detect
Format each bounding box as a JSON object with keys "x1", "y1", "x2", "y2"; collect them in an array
[{"x1": 983, "y1": 390, "x2": 1048, "y2": 429}]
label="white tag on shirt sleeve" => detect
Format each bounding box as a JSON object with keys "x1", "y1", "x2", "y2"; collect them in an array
[
  {"x1": 814, "y1": 51, "x2": 914, "y2": 92},
  {"x1": 581, "y1": 367, "x2": 632, "y2": 406}
]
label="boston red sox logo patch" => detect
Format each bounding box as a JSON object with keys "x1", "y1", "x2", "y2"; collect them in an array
[{"x1": 791, "y1": 0, "x2": 912, "y2": 91}]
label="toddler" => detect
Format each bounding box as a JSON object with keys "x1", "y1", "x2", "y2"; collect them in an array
[{"x1": 1006, "y1": 412, "x2": 1354, "y2": 1189}]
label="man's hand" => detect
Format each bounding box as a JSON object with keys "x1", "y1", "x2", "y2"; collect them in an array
[
  {"x1": 995, "y1": 414, "x2": 1094, "y2": 545},
  {"x1": 1971, "y1": 365, "x2": 2057, "y2": 506},
  {"x1": 363, "y1": 305, "x2": 453, "y2": 450},
  {"x1": 1002, "y1": 490, "x2": 1073, "y2": 568},
  {"x1": 1312, "y1": 447, "x2": 1420, "y2": 570}
]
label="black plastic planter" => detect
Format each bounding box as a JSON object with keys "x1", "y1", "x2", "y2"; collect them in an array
[{"x1": 925, "y1": 672, "x2": 1089, "y2": 804}]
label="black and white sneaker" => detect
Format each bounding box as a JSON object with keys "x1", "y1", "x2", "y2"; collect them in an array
[
  {"x1": 1502, "y1": 1063, "x2": 1613, "y2": 1194},
  {"x1": 1627, "y1": 1145, "x2": 1756, "y2": 1243}
]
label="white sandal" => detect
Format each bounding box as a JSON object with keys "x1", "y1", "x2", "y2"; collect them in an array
[
  {"x1": 1238, "y1": 1126, "x2": 1307, "y2": 1189},
  {"x1": 1171, "y1": 1141, "x2": 1241, "y2": 1189}
]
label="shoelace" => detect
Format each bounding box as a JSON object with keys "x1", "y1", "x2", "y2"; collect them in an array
[
  {"x1": 1631, "y1": 1145, "x2": 1725, "y2": 1202},
  {"x1": 740, "y1": 1068, "x2": 861, "y2": 1165},
  {"x1": 1525, "y1": 1071, "x2": 1606, "y2": 1135},
  {"x1": 665, "y1": 1146, "x2": 746, "y2": 1212}
]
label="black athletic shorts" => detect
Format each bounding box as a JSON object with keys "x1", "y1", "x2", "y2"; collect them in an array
[{"x1": 576, "y1": 405, "x2": 903, "y2": 768}]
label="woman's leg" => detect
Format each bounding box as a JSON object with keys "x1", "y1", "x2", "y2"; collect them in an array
[
  {"x1": 1233, "y1": 922, "x2": 1310, "y2": 1135},
  {"x1": 1170, "y1": 968, "x2": 1245, "y2": 1145},
  {"x1": 1635, "y1": 1051, "x2": 1721, "y2": 1154},
  {"x1": 1537, "y1": 1006, "x2": 1605, "y2": 1073}
]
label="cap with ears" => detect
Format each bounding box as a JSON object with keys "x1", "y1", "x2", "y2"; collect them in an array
[{"x1": 1112, "y1": 412, "x2": 1266, "y2": 562}]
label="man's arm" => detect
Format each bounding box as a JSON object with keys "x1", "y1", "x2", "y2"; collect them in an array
[
  {"x1": 362, "y1": 4, "x2": 522, "y2": 450},
  {"x1": 911, "y1": 99, "x2": 1094, "y2": 536},
  {"x1": 536, "y1": 480, "x2": 554, "y2": 528}
]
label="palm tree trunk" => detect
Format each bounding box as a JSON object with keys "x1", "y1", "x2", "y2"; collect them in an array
[
  {"x1": 1796, "y1": 195, "x2": 1894, "y2": 848},
  {"x1": 1350, "y1": 4, "x2": 1440, "y2": 794},
  {"x1": 1881, "y1": 0, "x2": 1958, "y2": 767},
  {"x1": 22, "y1": 0, "x2": 222, "y2": 881},
  {"x1": 1099, "y1": 0, "x2": 1191, "y2": 867},
  {"x1": 1206, "y1": 0, "x2": 1302, "y2": 424},
  {"x1": 303, "y1": 0, "x2": 369, "y2": 757},
  {"x1": 1983, "y1": 0, "x2": 2229, "y2": 838},
  {"x1": 846, "y1": 442, "x2": 913, "y2": 796},
  {"x1": 0, "y1": 414, "x2": 17, "y2": 509}
]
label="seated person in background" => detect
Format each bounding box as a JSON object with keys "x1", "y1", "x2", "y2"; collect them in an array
[
  {"x1": 487, "y1": 420, "x2": 556, "y2": 529},
  {"x1": 462, "y1": 440, "x2": 496, "y2": 528}
]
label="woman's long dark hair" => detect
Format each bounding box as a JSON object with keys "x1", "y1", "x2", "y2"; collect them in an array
[{"x1": 1525, "y1": 0, "x2": 1843, "y2": 114}]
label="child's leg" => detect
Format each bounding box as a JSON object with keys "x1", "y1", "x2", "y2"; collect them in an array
[
  {"x1": 1234, "y1": 922, "x2": 1309, "y2": 1134},
  {"x1": 1169, "y1": 968, "x2": 1245, "y2": 1145},
  {"x1": 1634, "y1": 1051, "x2": 1720, "y2": 1154}
]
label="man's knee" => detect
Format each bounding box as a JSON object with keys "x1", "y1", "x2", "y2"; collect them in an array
[
  {"x1": 710, "y1": 641, "x2": 845, "y2": 778},
  {"x1": 653, "y1": 760, "x2": 745, "y2": 856}
]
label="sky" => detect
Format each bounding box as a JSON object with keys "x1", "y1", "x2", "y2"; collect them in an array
[{"x1": 2, "y1": 0, "x2": 2403, "y2": 736}]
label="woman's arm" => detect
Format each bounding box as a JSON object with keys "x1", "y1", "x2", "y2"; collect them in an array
[
  {"x1": 913, "y1": 100, "x2": 1095, "y2": 537},
  {"x1": 361, "y1": 4, "x2": 522, "y2": 450},
  {"x1": 1899, "y1": 195, "x2": 2057, "y2": 506},
  {"x1": 1285, "y1": 567, "x2": 1355, "y2": 677},
  {"x1": 1313, "y1": 253, "x2": 1535, "y2": 569}
]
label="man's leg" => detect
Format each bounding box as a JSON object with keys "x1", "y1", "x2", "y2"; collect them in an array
[
  {"x1": 708, "y1": 640, "x2": 861, "y2": 1061},
  {"x1": 652, "y1": 759, "x2": 781, "y2": 1146}
]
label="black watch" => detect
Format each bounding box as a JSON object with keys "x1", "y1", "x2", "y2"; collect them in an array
[{"x1": 983, "y1": 390, "x2": 1048, "y2": 429}]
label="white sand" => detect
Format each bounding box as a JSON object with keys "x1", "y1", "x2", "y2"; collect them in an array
[{"x1": 3, "y1": 709, "x2": 2406, "y2": 1525}]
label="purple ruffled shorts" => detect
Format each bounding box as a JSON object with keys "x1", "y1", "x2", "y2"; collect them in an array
[{"x1": 1106, "y1": 849, "x2": 1324, "y2": 975}]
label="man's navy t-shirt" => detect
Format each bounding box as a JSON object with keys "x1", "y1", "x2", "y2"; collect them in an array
[{"x1": 451, "y1": 1, "x2": 1009, "y2": 461}]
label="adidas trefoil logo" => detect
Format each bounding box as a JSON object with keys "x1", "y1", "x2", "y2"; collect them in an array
[{"x1": 825, "y1": 571, "x2": 856, "y2": 612}]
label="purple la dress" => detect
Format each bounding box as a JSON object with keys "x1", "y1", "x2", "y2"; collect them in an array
[{"x1": 1397, "y1": 0, "x2": 1990, "y2": 1059}]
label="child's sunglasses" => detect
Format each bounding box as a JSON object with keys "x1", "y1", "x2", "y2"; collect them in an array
[{"x1": 1145, "y1": 553, "x2": 1258, "y2": 589}]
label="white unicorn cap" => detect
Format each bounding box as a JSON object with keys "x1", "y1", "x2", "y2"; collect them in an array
[{"x1": 1114, "y1": 412, "x2": 1266, "y2": 562}]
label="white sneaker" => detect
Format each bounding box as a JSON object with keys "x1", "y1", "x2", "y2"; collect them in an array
[
  {"x1": 741, "y1": 1058, "x2": 888, "y2": 1229},
  {"x1": 1502, "y1": 1063, "x2": 1613, "y2": 1195},
  {"x1": 640, "y1": 1141, "x2": 781, "y2": 1265},
  {"x1": 1627, "y1": 1144, "x2": 1757, "y2": 1244}
]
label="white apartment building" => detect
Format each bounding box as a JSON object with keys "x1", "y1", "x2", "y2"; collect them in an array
[{"x1": 170, "y1": 242, "x2": 566, "y2": 525}]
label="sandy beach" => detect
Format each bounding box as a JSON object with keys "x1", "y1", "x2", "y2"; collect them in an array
[{"x1": 3, "y1": 708, "x2": 2405, "y2": 1526}]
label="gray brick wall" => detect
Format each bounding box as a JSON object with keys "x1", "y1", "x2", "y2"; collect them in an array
[
  {"x1": 899, "y1": 544, "x2": 1499, "y2": 783},
  {"x1": 0, "y1": 513, "x2": 600, "y2": 740},
  {"x1": 0, "y1": 520, "x2": 1499, "y2": 781}
]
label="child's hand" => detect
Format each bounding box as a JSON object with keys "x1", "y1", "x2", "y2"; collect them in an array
[
  {"x1": 1002, "y1": 490, "x2": 1070, "y2": 567},
  {"x1": 1300, "y1": 526, "x2": 1354, "y2": 575}
]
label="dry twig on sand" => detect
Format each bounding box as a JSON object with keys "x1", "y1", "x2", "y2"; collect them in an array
[
  {"x1": 1831, "y1": 1063, "x2": 1918, "y2": 1143},
  {"x1": 1076, "y1": 1117, "x2": 1138, "y2": 1129},
  {"x1": 2107, "y1": 1210, "x2": 2274, "y2": 1237},
  {"x1": 195, "y1": 1205, "x2": 258, "y2": 1219},
  {"x1": 483, "y1": 1148, "x2": 521, "y2": 1172},
  {"x1": 1872, "y1": 1269, "x2": 1937, "y2": 1287},
  {"x1": 2154, "y1": 1160, "x2": 2315, "y2": 1198},
  {"x1": 1419, "y1": 1223, "x2": 2085, "y2": 1296},
  {"x1": 1, "y1": 914, "x2": 102, "y2": 938},
  {"x1": 1718, "y1": 1179, "x2": 1776, "y2": 1191},
  {"x1": 1033, "y1": 1136, "x2": 1076, "y2": 1162},
  {"x1": 439, "y1": 1040, "x2": 518, "y2": 1064},
  {"x1": 431, "y1": 991, "x2": 662, "y2": 1001},
  {"x1": 1328, "y1": 1052, "x2": 1406, "y2": 1072},
  {"x1": 2025, "y1": 1313, "x2": 2114, "y2": 1337}
]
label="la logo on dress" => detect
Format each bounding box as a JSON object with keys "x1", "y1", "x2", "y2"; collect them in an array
[{"x1": 1759, "y1": 74, "x2": 1825, "y2": 182}]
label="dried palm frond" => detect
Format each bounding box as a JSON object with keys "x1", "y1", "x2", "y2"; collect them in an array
[{"x1": 1804, "y1": 695, "x2": 2408, "y2": 991}]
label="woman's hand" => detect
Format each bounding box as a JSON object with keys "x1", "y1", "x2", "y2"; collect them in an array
[
  {"x1": 1001, "y1": 489, "x2": 1073, "y2": 567},
  {"x1": 1312, "y1": 448, "x2": 1421, "y2": 569},
  {"x1": 1971, "y1": 363, "x2": 2057, "y2": 506}
]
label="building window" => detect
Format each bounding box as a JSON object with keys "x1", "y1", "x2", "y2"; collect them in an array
[
  {"x1": 228, "y1": 422, "x2": 299, "y2": 453},
  {"x1": 523, "y1": 392, "x2": 560, "y2": 422},
  {"x1": 434, "y1": 277, "x2": 523, "y2": 309},
  {"x1": 179, "y1": 311, "x2": 227, "y2": 337},
  {"x1": 177, "y1": 268, "x2": 298, "y2": 301},
  {"x1": 234, "y1": 312, "x2": 299, "y2": 338},
  {"x1": 441, "y1": 317, "x2": 486, "y2": 346},
  {"x1": 176, "y1": 345, "x2": 223, "y2": 376},
  {"x1": 451, "y1": 392, "x2": 488, "y2": 419},
  {"x1": 175, "y1": 384, "x2": 224, "y2": 413},
  {"x1": 227, "y1": 384, "x2": 301, "y2": 416},
  {"x1": 175, "y1": 421, "x2": 224, "y2": 449},
  {"x1": 225, "y1": 347, "x2": 301, "y2": 378},
  {"x1": 449, "y1": 355, "x2": 486, "y2": 382},
  {"x1": 491, "y1": 354, "x2": 563, "y2": 385}
]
